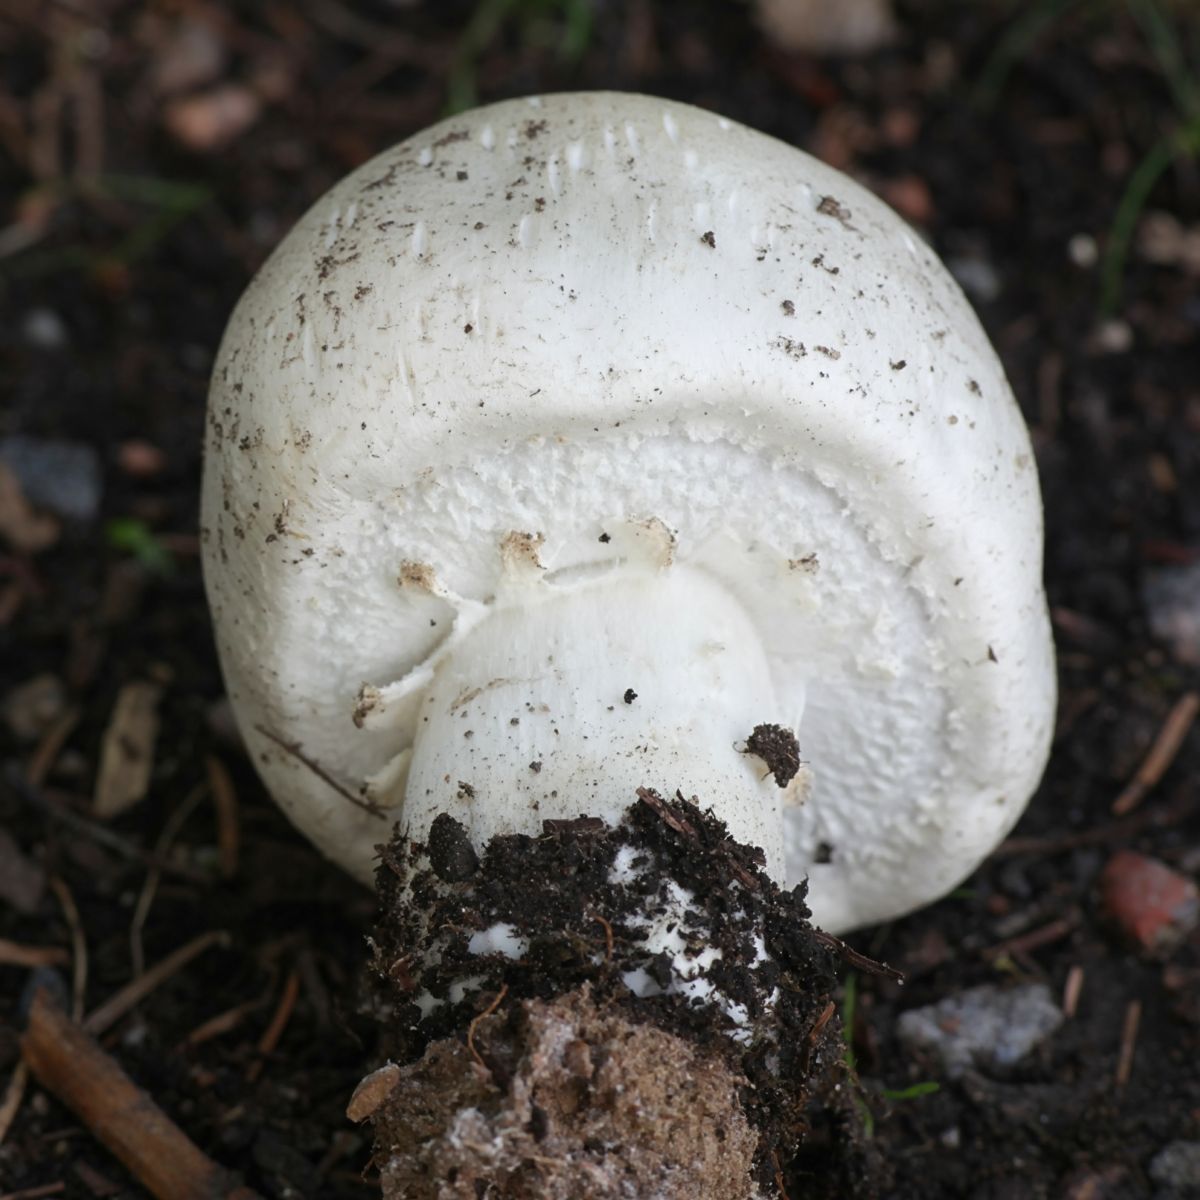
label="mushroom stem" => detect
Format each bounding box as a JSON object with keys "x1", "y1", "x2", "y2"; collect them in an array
[{"x1": 402, "y1": 564, "x2": 789, "y2": 877}]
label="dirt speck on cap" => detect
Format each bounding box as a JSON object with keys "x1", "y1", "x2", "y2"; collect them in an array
[{"x1": 745, "y1": 723, "x2": 802, "y2": 787}]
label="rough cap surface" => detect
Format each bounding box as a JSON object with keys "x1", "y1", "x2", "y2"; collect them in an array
[{"x1": 202, "y1": 92, "x2": 1055, "y2": 931}]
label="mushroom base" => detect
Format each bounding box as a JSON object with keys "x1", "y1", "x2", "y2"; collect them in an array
[
  {"x1": 367, "y1": 985, "x2": 759, "y2": 1199},
  {"x1": 356, "y1": 793, "x2": 886, "y2": 1198}
]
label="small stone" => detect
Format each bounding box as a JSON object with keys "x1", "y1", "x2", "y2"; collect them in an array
[
  {"x1": 1149, "y1": 1140, "x2": 1200, "y2": 1190},
  {"x1": 117, "y1": 440, "x2": 168, "y2": 478},
  {"x1": 947, "y1": 255, "x2": 1001, "y2": 303},
  {"x1": 754, "y1": 0, "x2": 897, "y2": 54},
  {"x1": 426, "y1": 814, "x2": 479, "y2": 882},
  {"x1": 150, "y1": 16, "x2": 226, "y2": 96},
  {"x1": 1087, "y1": 318, "x2": 1134, "y2": 356},
  {"x1": 164, "y1": 84, "x2": 261, "y2": 152},
  {"x1": 1143, "y1": 562, "x2": 1200, "y2": 666},
  {"x1": 896, "y1": 982, "x2": 1063, "y2": 1079},
  {"x1": 1067, "y1": 233, "x2": 1099, "y2": 269},
  {"x1": 0, "y1": 436, "x2": 102, "y2": 522},
  {"x1": 880, "y1": 175, "x2": 934, "y2": 226},
  {"x1": 3, "y1": 673, "x2": 67, "y2": 741},
  {"x1": 881, "y1": 107, "x2": 920, "y2": 147},
  {"x1": 1059, "y1": 1164, "x2": 1129, "y2": 1199},
  {"x1": 21, "y1": 307, "x2": 68, "y2": 350},
  {"x1": 1138, "y1": 210, "x2": 1200, "y2": 274},
  {"x1": 1099, "y1": 851, "x2": 1199, "y2": 953}
]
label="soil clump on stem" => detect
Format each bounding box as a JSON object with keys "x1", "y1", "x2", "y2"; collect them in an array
[{"x1": 358, "y1": 791, "x2": 885, "y2": 1198}]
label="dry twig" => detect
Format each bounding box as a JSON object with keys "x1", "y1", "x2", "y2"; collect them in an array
[
  {"x1": 467, "y1": 983, "x2": 509, "y2": 1069},
  {"x1": 590, "y1": 911, "x2": 614, "y2": 962},
  {"x1": 982, "y1": 912, "x2": 1079, "y2": 963},
  {"x1": 131, "y1": 784, "x2": 207, "y2": 976},
  {"x1": 0, "y1": 1062, "x2": 29, "y2": 1146},
  {"x1": 3, "y1": 769, "x2": 207, "y2": 882},
  {"x1": 0, "y1": 1182, "x2": 65, "y2": 1200},
  {"x1": 246, "y1": 968, "x2": 301, "y2": 1083},
  {"x1": 20, "y1": 988, "x2": 260, "y2": 1200},
  {"x1": 181, "y1": 996, "x2": 267, "y2": 1050},
  {"x1": 770, "y1": 1148, "x2": 792, "y2": 1200},
  {"x1": 0, "y1": 940, "x2": 69, "y2": 969},
  {"x1": 25, "y1": 706, "x2": 80, "y2": 788},
  {"x1": 48, "y1": 876, "x2": 85, "y2": 1020},
  {"x1": 85, "y1": 931, "x2": 230, "y2": 1037},
  {"x1": 1112, "y1": 691, "x2": 1199, "y2": 816},
  {"x1": 1062, "y1": 965, "x2": 1085, "y2": 1019},
  {"x1": 812, "y1": 929, "x2": 904, "y2": 984},
  {"x1": 998, "y1": 783, "x2": 1196, "y2": 857},
  {"x1": 1115, "y1": 999, "x2": 1141, "y2": 1088},
  {"x1": 206, "y1": 755, "x2": 240, "y2": 877}
]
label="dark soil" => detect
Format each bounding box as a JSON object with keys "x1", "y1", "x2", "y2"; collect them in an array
[{"x1": 2, "y1": 2, "x2": 1200, "y2": 1198}]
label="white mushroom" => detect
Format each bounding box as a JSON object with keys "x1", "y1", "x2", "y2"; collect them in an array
[{"x1": 201, "y1": 92, "x2": 1055, "y2": 934}]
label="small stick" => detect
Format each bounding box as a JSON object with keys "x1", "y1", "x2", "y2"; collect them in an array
[
  {"x1": 48, "y1": 877, "x2": 85, "y2": 1020},
  {"x1": 0, "y1": 1061, "x2": 29, "y2": 1145},
  {"x1": 590, "y1": 911, "x2": 614, "y2": 962},
  {"x1": 802, "y1": 999, "x2": 837, "y2": 1073},
  {"x1": 1112, "y1": 691, "x2": 1199, "y2": 816},
  {"x1": 2, "y1": 769, "x2": 207, "y2": 883},
  {"x1": 182, "y1": 997, "x2": 267, "y2": 1050},
  {"x1": 636, "y1": 787, "x2": 697, "y2": 838},
  {"x1": 997, "y1": 783, "x2": 1196, "y2": 857},
  {"x1": 20, "y1": 988, "x2": 260, "y2": 1200},
  {"x1": 85, "y1": 931, "x2": 230, "y2": 1037},
  {"x1": 131, "y1": 785, "x2": 207, "y2": 977},
  {"x1": 769, "y1": 1149, "x2": 791, "y2": 1200},
  {"x1": 808, "y1": 999, "x2": 836, "y2": 1043},
  {"x1": 246, "y1": 968, "x2": 301, "y2": 1083},
  {"x1": 0, "y1": 940, "x2": 69, "y2": 969},
  {"x1": 206, "y1": 755, "x2": 240, "y2": 878},
  {"x1": 982, "y1": 913, "x2": 1078, "y2": 963},
  {"x1": 25, "y1": 706, "x2": 80, "y2": 788},
  {"x1": 1115, "y1": 999, "x2": 1141, "y2": 1088},
  {"x1": 0, "y1": 1183, "x2": 66, "y2": 1200},
  {"x1": 812, "y1": 930, "x2": 905, "y2": 984},
  {"x1": 253, "y1": 725, "x2": 384, "y2": 819},
  {"x1": 467, "y1": 983, "x2": 509, "y2": 1069},
  {"x1": 1061, "y1": 965, "x2": 1085, "y2": 1019}
]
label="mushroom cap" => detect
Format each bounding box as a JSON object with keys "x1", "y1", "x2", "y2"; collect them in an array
[{"x1": 201, "y1": 92, "x2": 1055, "y2": 933}]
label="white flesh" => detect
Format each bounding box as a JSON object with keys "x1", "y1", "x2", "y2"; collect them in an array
[{"x1": 201, "y1": 93, "x2": 1055, "y2": 932}]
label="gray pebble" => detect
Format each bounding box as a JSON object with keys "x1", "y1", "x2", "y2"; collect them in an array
[
  {"x1": 1150, "y1": 1141, "x2": 1200, "y2": 1193},
  {"x1": 896, "y1": 982, "x2": 1063, "y2": 1079},
  {"x1": 21, "y1": 308, "x2": 68, "y2": 350},
  {"x1": 0, "y1": 435, "x2": 102, "y2": 522},
  {"x1": 1143, "y1": 562, "x2": 1200, "y2": 667}
]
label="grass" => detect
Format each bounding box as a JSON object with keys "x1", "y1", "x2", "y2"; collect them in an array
[
  {"x1": 105, "y1": 518, "x2": 175, "y2": 576},
  {"x1": 977, "y1": 0, "x2": 1200, "y2": 316},
  {"x1": 445, "y1": 0, "x2": 594, "y2": 114},
  {"x1": 841, "y1": 973, "x2": 940, "y2": 1137},
  {"x1": 0, "y1": 174, "x2": 211, "y2": 285}
]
